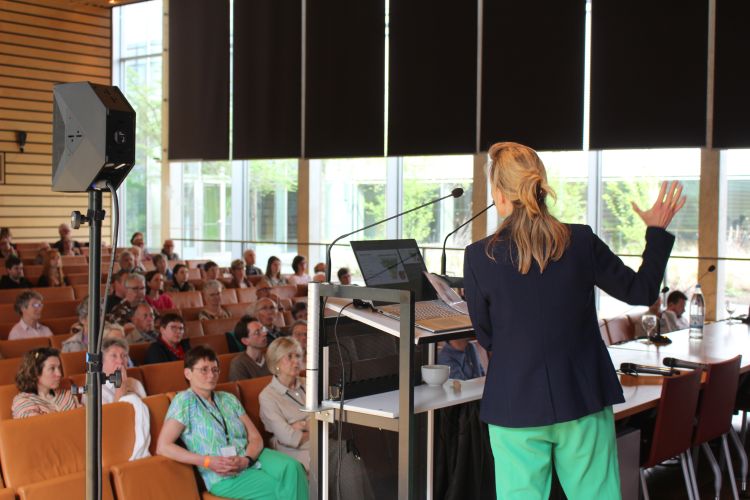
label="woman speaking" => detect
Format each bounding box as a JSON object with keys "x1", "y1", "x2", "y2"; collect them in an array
[{"x1": 464, "y1": 142, "x2": 685, "y2": 499}]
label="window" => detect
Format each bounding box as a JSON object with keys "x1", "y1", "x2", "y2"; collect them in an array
[{"x1": 720, "y1": 149, "x2": 750, "y2": 312}]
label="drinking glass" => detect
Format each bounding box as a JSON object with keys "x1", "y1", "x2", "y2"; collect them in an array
[
  {"x1": 642, "y1": 314, "x2": 658, "y2": 340},
  {"x1": 726, "y1": 300, "x2": 737, "y2": 324}
]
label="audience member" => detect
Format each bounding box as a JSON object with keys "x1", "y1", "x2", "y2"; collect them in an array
[
  {"x1": 437, "y1": 339, "x2": 485, "y2": 381},
  {"x1": 243, "y1": 248, "x2": 262, "y2": 276},
  {"x1": 253, "y1": 298, "x2": 283, "y2": 340},
  {"x1": 59, "y1": 237, "x2": 82, "y2": 256},
  {"x1": 286, "y1": 255, "x2": 310, "y2": 286},
  {"x1": 263, "y1": 256, "x2": 287, "y2": 287},
  {"x1": 87, "y1": 338, "x2": 150, "y2": 460},
  {"x1": 156, "y1": 346, "x2": 307, "y2": 499},
  {"x1": 33, "y1": 242, "x2": 51, "y2": 264},
  {"x1": 52, "y1": 223, "x2": 83, "y2": 253},
  {"x1": 337, "y1": 267, "x2": 352, "y2": 285},
  {"x1": 103, "y1": 323, "x2": 128, "y2": 342},
  {"x1": 106, "y1": 269, "x2": 131, "y2": 313},
  {"x1": 126, "y1": 302, "x2": 160, "y2": 344},
  {"x1": 291, "y1": 302, "x2": 307, "y2": 321},
  {"x1": 198, "y1": 280, "x2": 231, "y2": 320},
  {"x1": 290, "y1": 320, "x2": 308, "y2": 370},
  {"x1": 661, "y1": 290, "x2": 689, "y2": 333},
  {"x1": 107, "y1": 273, "x2": 147, "y2": 326},
  {"x1": 144, "y1": 313, "x2": 190, "y2": 364},
  {"x1": 37, "y1": 249, "x2": 68, "y2": 287},
  {"x1": 168, "y1": 263, "x2": 195, "y2": 292},
  {"x1": 118, "y1": 250, "x2": 138, "y2": 273},
  {"x1": 226, "y1": 259, "x2": 253, "y2": 289},
  {"x1": 203, "y1": 261, "x2": 221, "y2": 281},
  {"x1": 12, "y1": 347, "x2": 81, "y2": 419},
  {"x1": 161, "y1": 239, "x2": 179, "y2": 260},
  {"x1": 0, "y1": 227, "x2": 16, "y2": 248},
  {"x1": 152, "y1": 253, "x2": 173, "y2": 280},
  {"x1": 145, "y1": 270, "x2": 175, "y2": 311},
  {"x1": 313, "y1": 262, "x2": 326, "y2": 274},
  {"x1": 62, "y1": 299, "x2": 89, "y2": 352},
  {"x1": 229, "y1": 316, "x2": 271, "y2": 381},
  {"x1": 0, "y1": 255, "x2": 33, "y2": 289},
  {"x1": 129, "y1": 246, "x2": 148, "y2": 272},
  {"x1": 0, "y1": 234, "x2": 18, "y2": 259},
  {"x1": 8, "y1": 291, "x2": 53, "y2": 340},
  {"x1": 130, "y1": 231, "x2": 152, "y2": 261}
]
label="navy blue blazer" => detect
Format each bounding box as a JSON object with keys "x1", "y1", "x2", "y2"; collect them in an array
[{"x1": 464, "y1": 225, "x2": 674, "y2": 428}]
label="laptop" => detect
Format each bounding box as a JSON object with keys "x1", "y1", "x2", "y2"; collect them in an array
[{"x1": 350, "y1": 239, "x2": 473, "y2": 333}]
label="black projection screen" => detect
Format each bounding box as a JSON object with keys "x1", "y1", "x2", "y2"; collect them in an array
[
  {"x1": 169, "y1": 0, "x2": 230, "y2": 160},
  {"x1": 590, "y1": 0, "x2": 708, "y2": 150},
  {"x1": 713, "y1": 1, "x2": 750, "y2": 149},
  {"x1": 481, "y1": 0, "x2": 585, "y2": 152},
  {"x1": 233, "y1": 0, "x2": 302, "y2": 159},
  {"x1": 305, "y1": 0, "x2": 385, "y2": 158},
  {"x1": 387, "y1": 0, "x2": 477, "y2": 156}
]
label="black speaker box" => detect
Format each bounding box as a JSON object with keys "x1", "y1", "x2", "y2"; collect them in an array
[{"x1": 52, "y1": 81, "x2": 136, "y2": 192}]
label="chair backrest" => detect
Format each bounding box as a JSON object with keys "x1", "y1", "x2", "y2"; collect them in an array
[
  {"x1": 184, "y1": 320, "x2": 204, "y2": 338},
  {"x1": 237, "y1": 375, "x2": 273, "y2": 443},
  {"x1": 128, "y1": 343, "x2": 150, "y2": 366},
  {"x1": 236, "y1": 287, "x2": 257, "y2": 303},
  {"x1": 32, "y1": 287, "x2": 75, "y2": 303},
  {"x1": 142, "y1": 394, "x2": 171, "y2": 455},
  {"x1": 187, "y1": 268, "x2": 201, "y2": 280},
  {"x1": 63, "y1": 265, "x2": 89, "y2": 275},
  {"x1": 0, "y1": 337, "x2": 51, "y2": 359},
  {"x1": 693, "y1": 355, "x2": 742, "y2": 444},
  {"x1": 60, "y1": 255, "x2": 87, "y2": 266},
  {"x1": 217, "y1": 353, "x2": 233, "y2": 383},
  {"x1": 295, "y1": 284, "x2": 308, "y2": 297},
  {"x1": 201, "y1": 318, "x2": 237, "y2": 338},
  {"x1": 140, "y1": 360, "x2": 188, "y2": 395},
  {"x1": 0, "y1": 289, "x2": 23, "y2": 304},
  {"x1": 642, "y1": 369, "x2": 703, "y2": 468},
  {"x1": 0, "y1": 358, "x2": 22, "y2": 386},
  {"x1": 0, "y1": 384, "x2": 18, "y2": 420},
  {"x1": 16, "y1": 470, "x2": 116, "y2": 500},
  {"x1": 270, "y1": 285, "x2": 297, "y2": 301},
  {"x1": 43, "y1": 316, "x2": 78, "y2": 335},
  {"x1": 220, "y1": 288, "x2": 238, "y2": 304},
  {"x1": 110, "y1": 456, "x2": 200, "y2": 500},
  {"x1": 190, "y1": 333, "x2": 229, "y2": 356},
  {"x1": 225, "y1": 302, "x2": 252, "y2": 318},
  {"x1": 180, "y1": 306, "x2": 204, "y2": 322},
  {"x1": 604, "y1": 316, "x2": 634, "y2": 345},
  {"x1": 60, "y1": 351, "x2": 86, "y2": 376},
  {"x1": 0, "y1": 403, "x2": 134, "y2": 488},
  {"x1": 66, "y1": 273, "x2": 90, "y2": 286},
  {"x1": 40, "y1": 300, "x2": 78, "y2": 320},
  {"x1": 50, "y1": 333, "x2": 73, "y2": 350},
  {"x1": 166, "y1": 291, "x2": 203, "y2": 309},
  {"x1": 186, "y1": 260, "x2": 208, "y2": 270},
  {"x1": 215, "y1": 382, "x2": 240, "y2": 400},
  {"x1": 598, "y1": 319, "x2": 610, "y2": 346}
]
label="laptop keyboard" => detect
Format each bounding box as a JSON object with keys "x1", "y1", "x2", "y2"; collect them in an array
[{"x1": 380, "y1": 300, "x2": 463, "y2": 320}]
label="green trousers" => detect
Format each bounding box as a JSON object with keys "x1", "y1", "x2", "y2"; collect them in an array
[
  {"x1": 488, "y1": 406, "x2": 621, "y2": 500},
  {"x1": 210, "y1": 448, "x2": 308, "y2": 500}
]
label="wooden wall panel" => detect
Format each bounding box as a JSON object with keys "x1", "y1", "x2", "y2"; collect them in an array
[{"x1": 0, "y1": 0, "x2": 112, "y2": 244}]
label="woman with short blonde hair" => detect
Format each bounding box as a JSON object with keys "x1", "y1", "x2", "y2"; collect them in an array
[
  {"x1": 198, "y1": 280, "x2": 231, "y2": 320},
  {"x1": 38, "y1": 249, "x2": 67, "y2": 287}
]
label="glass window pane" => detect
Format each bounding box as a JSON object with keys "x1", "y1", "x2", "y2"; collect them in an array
[
  {"x1": 537, "y1": 151, "x2": 589, "y2": 225},
  {"x1": 722, "y1": 149, "x2": 750, "y2": 306}
]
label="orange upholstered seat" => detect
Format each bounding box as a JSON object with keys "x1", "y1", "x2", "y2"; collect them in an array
[
  {"x1": 0, "y1": 358, "x2": 23, "y2": 386},
  {"x1": 0, "y1": 337, "x2": 50, "y2": 359},
  {"x1": 237, "y1": 376, "x2": 273, "y2": 443},
  {"x1": 32, "y1": 287, "x2": 75, "y2": 303},
  {"x1": 140, "y1": 360, "x2": 188, "y2": 395},
  {"x1": 110, "y1": 456, "x2": 200, "y2": 500},
  {"x1": 166, "y1": 291, "x2": 204, "y2": 309},
  {"x1": 17, "y1": 470, "x2": 116, "y2": 500}
]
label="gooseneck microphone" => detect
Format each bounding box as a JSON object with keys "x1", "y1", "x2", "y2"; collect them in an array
[
  {"x1": 440, "y1": 202, "x2": 495, "y2": 275},
  {"x1": 685, "y1": 264, "x2": 716, "y2": 294},
  {"x1": 620, "y1": 362, "x2": 679, "y2": 377},
  {"x1": 325, "y1": 187, "x2": 464, "y2": 282},
  {"x1": 663, "y1": 357, "x2": 707, "y2": 370}
]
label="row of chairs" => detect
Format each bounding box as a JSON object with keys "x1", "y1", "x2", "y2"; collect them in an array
[
  {"x1": 640, "y1": 355, "x2": 744, "y2": 499},
  {"x1": 0, "y1": 373, "x2": 274, "y2": 499},
  {"x1": 599, "y1": 313, "x2": 645, "y2": 346}
]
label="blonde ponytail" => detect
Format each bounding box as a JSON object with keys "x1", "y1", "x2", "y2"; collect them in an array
[{"x1": 485, "y1": 142, "x2": 570, "y2": 274}]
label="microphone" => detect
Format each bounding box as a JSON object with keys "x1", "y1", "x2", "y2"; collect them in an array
[
  {"x1": 663, "y1": 357, "x2": 706, "y2": 370},
  {"x1": 685, "y1": 264, "x2": 716, "y2": 294},
  {"x1": 620, "y1": 362, "x2": 679, "y2": 377},
  {"x1": 440, "y1": 202, "x2": 495, "y2": 275},
  {"x1": 325, "y1": 187, "x2": 464, "y2": 282}
]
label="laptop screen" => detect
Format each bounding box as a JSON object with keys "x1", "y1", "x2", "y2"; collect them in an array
[{"x1": 350, "y1": 239, "x2": 438, "y2": 302}]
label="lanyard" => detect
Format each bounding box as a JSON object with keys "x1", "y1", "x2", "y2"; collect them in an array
[
  {"x1": 196, "y1": 391, "x2": 230, "y2": 445},
  {"x1": 285, "y1": 385, "x2": 306, "y2": 406}
]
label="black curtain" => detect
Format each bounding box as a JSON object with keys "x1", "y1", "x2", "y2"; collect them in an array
[
  {"x1": 387, "y1": 0, "x2": 477, "y2": 156},
  {"x1": 233, "y1": 0, "x2": 301, "y2": 159},
  {"x1": 168, "y1": 0, "x2": 230, "y2": 160},
  {"x1": 481, "y1": 0, "x2": 585, "y2": 152},
  {"x1": 590, "y1": 0, "x2": 708, "y2": 149},
  {"x1": 713, "y1": 0, "x2": 750, "y2": 148},
  {"x1": 305, "y1": 0, "x2": 385, "y2": 158}
]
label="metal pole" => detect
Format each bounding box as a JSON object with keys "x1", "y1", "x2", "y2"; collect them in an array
[
  {"x1": 398, "y1": 290, "x2": 416, "y2": 499},
  {"x1": 86, "y1": 189, "x2": 104, "y2": 500}
]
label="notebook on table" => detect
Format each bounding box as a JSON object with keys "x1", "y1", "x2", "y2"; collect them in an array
[{"x1": 350, "y1": 239, "x2": 473, "y2": 333}]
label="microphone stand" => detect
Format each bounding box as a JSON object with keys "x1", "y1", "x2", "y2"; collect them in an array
[
  {"x1": 440, "y1": 203, "x2": 495, "y2": 276},
  {"x1": 685, "y1": 265, "x2": 716, "y2": 295},
  {"x1": 325, "y1": 188, "x2": 463, "y2": 282}
]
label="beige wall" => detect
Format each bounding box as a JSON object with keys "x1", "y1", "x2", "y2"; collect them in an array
[{"x1": 0, "y1": 0, "x2": 111, "y2": 244}]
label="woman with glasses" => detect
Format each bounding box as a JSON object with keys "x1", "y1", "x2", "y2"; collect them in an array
[
  {"x1": 144, "y1": 313, "x2": 191, "y2": 365},
  {"x1": 12, "y1": 347, "x2": 80, "y2": 418},
  {"x1": 157, "y1": 345, "x2": 308, "y2": 500},
  {"x1": 229, "y1": 316, "x2": 271, "y2": 381},
  {"x1": 8, "y1": 290, "x2": 53, "y2": 340},
  {"x1": 198, "y1": 280, "x2": 231, "y2": 321}
]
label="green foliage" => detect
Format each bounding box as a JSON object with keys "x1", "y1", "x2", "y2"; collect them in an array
[
  {"x1": 601, "y1": 180, "x2": 653, "y2": 253},
  {"x1": 547, "y1": 179, "x2": 587, "y2": 224},
  {"x1": 402, "y1": 181, "x2": 440, "y2": 242}
]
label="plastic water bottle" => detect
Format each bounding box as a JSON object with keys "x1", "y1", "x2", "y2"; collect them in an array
[{"x1": 689, "y1": 285, "x2": 705, "y2": 339}]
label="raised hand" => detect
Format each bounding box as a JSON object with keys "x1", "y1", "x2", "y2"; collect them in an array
[{"x1": 631, "y1": 180, "x2": 686, "y2": 229}]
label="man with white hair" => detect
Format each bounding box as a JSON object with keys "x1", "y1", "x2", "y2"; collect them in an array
[
  {"x1": 52, "y1": 223, "x2": 83, "y2": 253},
  {"x1": 243, "y1": 248, "x2": 262, "y2": 276}
]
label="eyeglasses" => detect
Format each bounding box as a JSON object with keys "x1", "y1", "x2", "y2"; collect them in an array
[
  {"x1": 193, "y1": 366, "x2": 220, "y2": 375},
  {"x1": 29, "y1": 302, "x2": 43, "y2": 309},
  {"x1": 127, "y1": 286, "x2": 146, "y2": 291},
  {"x1": 167, "y1": 324, "x2": 185, "y2": 332},
  {"x1": 258, "y1": 306, "x2": 277, "y2": 311},
  {"x1": 250, "y1": 326, "x2": 268, "y2": 336}
]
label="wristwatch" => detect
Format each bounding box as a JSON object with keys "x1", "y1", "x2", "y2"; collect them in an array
[{"x1": 245, "y1": 455, "x2": 256, "y2": 468}]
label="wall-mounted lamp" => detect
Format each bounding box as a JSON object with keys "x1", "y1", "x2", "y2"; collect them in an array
[{"x1": 16, "y1": 131, "x2": 27, "y2": 153}]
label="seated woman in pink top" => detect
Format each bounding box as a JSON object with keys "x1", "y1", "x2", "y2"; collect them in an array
[
  {"x1": 8, "y1": 291, "x2": 53, "y2": 340},
  {"x1": 144, "y1": 270, "x2": 175, "y2": 311},
  {"x1": 12, "y1": 347, "x2": 81, "y2": 419}
]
